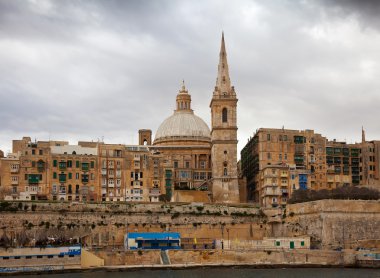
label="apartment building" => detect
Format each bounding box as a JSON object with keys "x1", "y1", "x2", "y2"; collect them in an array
[
  {"x1": 0, "y1": 137, "x2": 165, "y2": 202},
  {"x1": 241, "y1": 128, "x2": 371, "y2": 206}
]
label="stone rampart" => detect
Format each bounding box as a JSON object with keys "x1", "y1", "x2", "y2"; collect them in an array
[{"x1": 278, "y1": 200, "x2": 380, "y2": 249}]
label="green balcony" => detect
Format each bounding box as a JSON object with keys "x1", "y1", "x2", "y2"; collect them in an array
[
  {"x1": 28, "y1": 174, "x2": 40, "y2": 184},
  {"x1": 294, "y1": 136, "x2": 305, "y2": 144},
  {"x1": 334, "y1": 157, "x2": 341, "y2": 164},
  {"x1": 59, "y1": 174, "x2": 67, "y2": 183},
  {"x1": 82, "y1": 163, "x2": 89, "y2": 171},
  {"x1": 326, "y1": 156, "x2": 333, "y2": 164},
  {"x1": 59, "y1": 162, "x2": 67, "y2": 170},
  {"x1": 165, "y1": 170, "x2": 172, "y2": 178},
  {"x1": 351, "y1": 149, "x2": 360, "y2": 157},
  {"x1": 37, "y1": 160, "x2": 45, "y2": 172},
  {"x1": 334, "y1": 148, "x2": 342, "y2": 155}
]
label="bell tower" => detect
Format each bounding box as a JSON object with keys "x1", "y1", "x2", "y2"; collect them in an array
[{"x1": 210, "y1": 33, "x2": 239, "y2": 203}]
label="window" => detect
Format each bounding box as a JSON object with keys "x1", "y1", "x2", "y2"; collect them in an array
[
  {"x1": 76, "y1": 173, "x2": 79, "y2": 179},
  {"x1": 267, "y1": 134, "x2": 271, "y2": 141},
  {"x1": 53, "y1": 172, "x2": 57, "y2": 179},
  {"x1": 76, "y1": 161, "x2": 80, "y2": 168},
  {"x1": 174, "y1": 161, "x2": 178, "y2": 168},
  {"x1": 200, "y1": 161, "x2": 206, "y2": 169},
  {"x1": 68, "y1": 173, "x2": 72, "y2": 179},
  {"x1": 267, "y1": 153, "x2": 271, "y2": 159},
  {"x1": 67, "y1": 160, "x2": 72, "y2": 168},
  {"x1": 91, "y1": 161, "x2": 95, "y2": 168},
  {"x1": 39, "y1": 149, "x2": 43, "y2": 155},
  {"x1": 223, "y1": 168, "x2": 227, "y2": 176},
  {"x1": 279, "y1": 154, "x2": 282, "y2": 160},
  {"x1": 185, "y1": 161, "x2": 190, "y2": 168},
  {"x1": 301, "y1": 241, "x2": 305, "y2": 247},
  {"x1": 32, "y1": 149, "x2": 36, "y2": 155},
  {"x1": 222, "y1": 108, "x2": 228, "y2": 123},
  {"x1": 284, "y1": 154, "x2": 287, "y2": 160}
]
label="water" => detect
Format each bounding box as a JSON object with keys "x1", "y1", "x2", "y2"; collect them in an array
[{"x1": 14, "y1": 268, "x2": 380, "y2": 278}]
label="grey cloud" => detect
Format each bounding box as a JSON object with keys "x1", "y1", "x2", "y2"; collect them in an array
[{"x1": 0, "y1": 0, "x2": 379, "y2": 155}]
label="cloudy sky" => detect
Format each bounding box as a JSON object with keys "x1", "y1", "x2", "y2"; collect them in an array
[{"x1": 0, "y1": 0, "x2": 379, "y2": 155}]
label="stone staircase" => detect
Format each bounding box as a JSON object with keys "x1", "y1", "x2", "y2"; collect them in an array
[{"x1": 160, "y1": 250, "x2": 171, "y2": 265}]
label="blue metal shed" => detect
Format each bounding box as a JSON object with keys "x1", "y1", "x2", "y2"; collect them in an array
[{"x1": 125, "y1": 232, "x2": 181, "y2": 250}]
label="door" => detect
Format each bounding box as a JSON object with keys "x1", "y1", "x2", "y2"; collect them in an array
[{"x1": 290, "y1": 241, "x2": 295, "y2": 249}]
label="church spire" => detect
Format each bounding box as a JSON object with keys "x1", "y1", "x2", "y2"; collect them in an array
[{"x1": 215, "y1": 32, "x2": 232, "y2": 93}]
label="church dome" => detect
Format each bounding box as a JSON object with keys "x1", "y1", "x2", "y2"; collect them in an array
[
  {"x1": 153, "y1": 82, "x2": 211, "y2": 144},
  {"x1": 154, "y1": 111, "x2": 211, "y2": 143}
]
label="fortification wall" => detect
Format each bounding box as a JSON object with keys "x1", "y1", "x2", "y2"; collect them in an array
[
  {"x1": 0, "y1": 200, "x2": 379, "y2": 250},
  {"x1": 0, "y1": 202, "x2": 267, "y2": 247},
  {"x1": 276, "y1": 200, "x2": 380, "y2": 249}
]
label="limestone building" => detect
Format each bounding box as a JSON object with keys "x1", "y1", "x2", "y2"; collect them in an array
[
  {"x1": 241, "y1": 128, "x2": 372, "y2": 207},
  {"x1": 0, "y1": 34, "x2": 241, "y2": 204},
  {"x1": 151, "y1": 82, "x2": 212, "y2": 201}
]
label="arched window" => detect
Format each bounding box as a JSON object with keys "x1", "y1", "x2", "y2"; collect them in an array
[
  {"x1": 143, "y1": 139, "x2": 147, "y2": 146},
  {"x1": 223, "y1": 168, "x2": 228, "y2": 176},
  {"x1": 222, "y1": 108, "x2": 228, "y2": 123}
]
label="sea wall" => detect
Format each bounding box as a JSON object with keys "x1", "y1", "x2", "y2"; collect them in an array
[
  {"x1": 0, "y1": 200, "x2": 379, "y2": 250},
  {"x1": 89, "y1": 249, "x2": 357, "y2": 267},
  {"x1": 0, "y1": 201, "x2": 267, "y2": 248},
  {"x1": 277, "y1": 200, "x2": 380, "y2": 249}
]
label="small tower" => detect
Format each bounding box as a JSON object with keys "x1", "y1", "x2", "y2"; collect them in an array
[
  {"x1": 175, "y1": 80, "x2": 192, "y2": 112},
  {"x1": 139, "y1": 129, "x2": 152, "y2": 145},
  {"x1": 362, "y1": 126, "x2": 366, "y2": 143},
  {"x1": 210, "y1": 33, "x2": 239, "y2": 203}
]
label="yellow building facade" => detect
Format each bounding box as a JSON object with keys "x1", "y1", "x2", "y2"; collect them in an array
[{"x1": 241, "y1": 128, "x2": 377, "y2": 207}]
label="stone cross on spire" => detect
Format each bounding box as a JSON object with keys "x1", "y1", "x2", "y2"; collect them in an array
[{"x1": 215, "y1": 32, "x2": 232, "y2": 93}]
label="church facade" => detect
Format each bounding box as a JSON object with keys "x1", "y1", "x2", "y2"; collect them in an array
[
  {"x1": 0, "y1": 34, "x2": 241, "y2": 204},
  {"x1": 149, "y1": 33, "x2": 240, "y2": 203}
]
